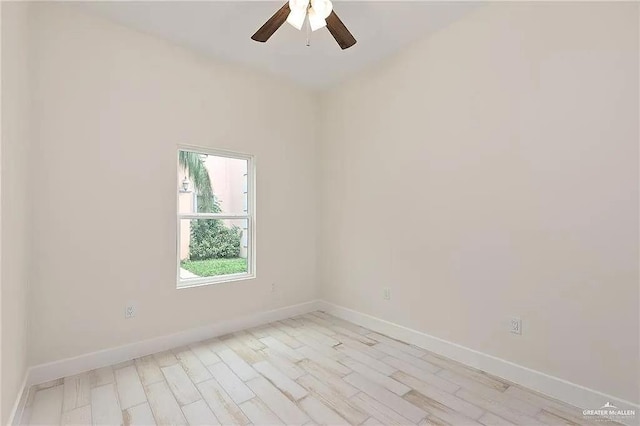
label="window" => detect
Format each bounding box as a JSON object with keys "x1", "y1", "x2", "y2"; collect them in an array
[{"x1": 177, "y1": 147, "x2": 255, "y2": 288}]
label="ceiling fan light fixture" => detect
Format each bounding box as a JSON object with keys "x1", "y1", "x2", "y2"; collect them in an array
[
  {"x1": 286, "y1": 8, "x2": 306, "y2": 30},
  {"x1": 308, "y1": 8, "x2": 326, "y2": 31},
  {"x1": 251, "y1": 0, "x2": 356, "y2": 50},
  {"x1": 311, "y1": 0, "x2": 333, "y2": 19}
]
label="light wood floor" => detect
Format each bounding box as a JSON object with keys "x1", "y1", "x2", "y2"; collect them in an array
[{"x1": 20, "y1": 311, "x2": 610, "y2": 425}]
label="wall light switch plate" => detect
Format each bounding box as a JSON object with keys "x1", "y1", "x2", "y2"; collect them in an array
[{"x1": 383, "y1": 288, "x2": 391, "y2": 300}]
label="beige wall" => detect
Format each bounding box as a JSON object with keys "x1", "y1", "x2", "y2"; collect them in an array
[
  {"x1": 1, "y1": 2, "x2": 31, "y2": 423},
  {"x1": 319, "y1": 2, "x2": 639, "y2": 405},
  {"x1": 28, "y1": 3, "x2": 318, "y2": 365}
]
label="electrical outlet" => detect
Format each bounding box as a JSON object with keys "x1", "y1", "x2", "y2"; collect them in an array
[
  {"x1": 383, "y1": 288, "x2": 391, "y2": 300},
  {"x1": 271, "y1": 282, "x2": 276, "y2": 293},
  {"x1": 510, "y1": 317, "x2": 522, "y2": 335},
  {"x1": 125, "y1": 304, "x2": 136, "y2": 319}
]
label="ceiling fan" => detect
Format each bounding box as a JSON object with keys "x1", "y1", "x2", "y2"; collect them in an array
[{"x1": 251, "y1": 0, "x2": 356, "y2": 50}]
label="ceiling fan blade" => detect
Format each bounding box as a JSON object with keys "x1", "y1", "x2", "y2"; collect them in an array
[
  {"x1": 251, "y1": 2, "x2": 291, "y2": 43},
  {"x1": 326, "y1": 10, "x2": 356, "y2": 50}
]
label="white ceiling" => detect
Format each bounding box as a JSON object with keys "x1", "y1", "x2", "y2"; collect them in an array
[{"x1": 76, "y1": 1, "x2": 479, "y2": 90}]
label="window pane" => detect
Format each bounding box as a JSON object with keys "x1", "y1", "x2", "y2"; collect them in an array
[
  {"x1": 179, "y1": 218, "x2": 249, "y2": 281},
  {"x1": 178, "y1": 151, "x2": 248, "y2": 215}
]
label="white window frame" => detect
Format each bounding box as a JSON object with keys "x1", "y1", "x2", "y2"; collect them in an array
[{"x1": 176, "y1": 145, "x2": 256, "y2": 289}]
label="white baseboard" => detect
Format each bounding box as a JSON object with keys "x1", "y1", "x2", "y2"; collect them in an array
[
  {"x1": 319, "y1": 300, "x2": 639, "y2": 426},
  {"x1": 8, "y1": 374, "x2": 29, "y2": 426},
  {"x1": 11, "y1": 299, "x2": 320, "y2": 423}
]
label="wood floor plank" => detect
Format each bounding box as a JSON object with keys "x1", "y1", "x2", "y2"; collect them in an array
[
  {"x1": 239, "y1": 396, "x2": 283, "y2": 424},
  {"x1": 456, "y1": 388, "x2": 539, "y2": 424},
  {"x1": 161, "y1": 364, "x2": 202, "y2": 406},
  {"x1": 260, "y1": 348, "x2": 306, "y2": 379},
  {"x1": 343, "y1": 373, "x2": 427, "y2": 423},
  {"x1": 295, "y1": 332, "x2": 342, "y2": 356},
  {"x1": 153, "y1": 351, "x2": 178, "y2": 368},
  {"x1": 404, "y1": 390, "x2": 482, "y2": 426},
  {"x1": 245, "y1": 376, "x2": 310, "y2": 424},
  {"x1": 547, "y1": 407, "x2": 607, "y2": 425},
  {"x1": 144, "y1": 380, "x2": 187, "y2": 425},
  {"x1": 274, "y1": 321, "x2": 304, "y2": 337},
  {"x1": 112, "y1": 360, "x2": 135, "y2": 371},
  {"x1": 375, "y1": 343, "x2": 441, "y2": 373},
  {"x1": 123, "y1": 402, "x2": 156, "y2": 426},
  {"x1": 384, "y1": 356, "x2": 459, "y2": 394},
  {"x1": 297, "y1": 345, "x2": 351, "y2": 376},
  {"x1": 349, "y1": 392, "x2": 415, "y2": 425},
  {"x1": 189, "y1": 342, "x2": 222, "y2": 366},
  {"x1": 292, "y1": 314, "x2": 317, "y2": 324},
  {"x1": 363, "y1": 416, "x2": 384, "y2": 425},
  {"x1": 181, "y1": 399, "x2": 220, "y2": 425},
  {"x1": 280, "y1": 317, "x2": 305, "y2": 328},
  {"x1": 298, "y1": 395, "x2": 350, "y2": 425},
  {"x1": 63, "y1": 373, "x2": 91, "y2": 412},
  {"x1": 175, "y1": 348, "x2": 214, "y2": 384},
  {"x1": 297, "y1": 374, "x2": 369, "y2": 425},
  {"x1": 30, "y1": 385, "x2": 64, "y2": 426},
  {"x1": 207, "y1": 338, "x2": 231, "y2": 354},
  {"x1": 114, "y1": 365, "x2": 147, "y2": 410},
  {"x1": 134, "y1": 356, "x2": 164, "y2": 387},
  {"x1": 367, "y1": 332, "x2": 427, "y2": 357},
  {"x1": 298, "y1": 359, "x2": 359, "y2": 398},
  {"x1": 261, "y1": 335, "x2": 305, "y2": 362},
  {"x1": 340, "y1": 357, "x2": 410, "y2": 396},
  {"x1": 234, "y1": 330, "x2": 267, "y2": 351},
  {"x1": 247, "y1": 324, "x2": 272, "y2": 339},
  {"x1": 254, "y1": 360, "x2": 308, "y2": 400},
  {"x1": 207, "y1": 362, "x2": 255, "y2": 404},
  {"x1": 421, "y1": 414, "x2": 453, "y2": 426},
  {"x1": 393, "y1": 371, "x2": 483, "y2": 420},
  {"x1": 502, "y1": 386, "x2": 586, "y2": 420},
  {"x1": 313, "y1": 313, "x2": 370, "y2": 335},
  {"x1": 266, "y1": 326, "x2": 305, "y2": 348},
  {"x1": 478, "y1": 411, "x2": 516, "y2": 425},
  {"x1": 89, "y1": 367, "x2": 115, "y2": 388},
  {"x1": 61, "y1": 405, "x2": 92, "y2": 426},
  {"x1": 333, "y1": 327, "x2": 378, "y2": 345},
  {"x1": 535, "y1": 409, "x2": 582, "y2": 425},
  {"x1": 302, "y1": 313, "x2": 337, "y2": 330},
  {"x1": 307, "y1": 324, "x2": 339, "y2": 338},
  {"x1": 436, "y1": 366, "x2": 509, "y2": 393},
  {"x1": 225, "y1": 340, "x2": 267, "y2": 364},
  {"x1": 336, "y1": 334, "x2": 386, "y2": 359},
  {"x1": 302, "y1": 327, "x2": 342, "y2": 347},
  {"x1": 196, "y1": 378, "x2": 250, "y2": 425},
  {"x1": 503, "y1": 386, "x2": 603, "y2": 425},
  {"x1": 335, "y1": 345, "x2": 397, "y2": 376},
  {"x1": 91, "y1": 384, "x2": 122, "y2": 425},
  {"x1": 449, "y1": 380, "x2": 540, "y2": 417},
  {"x1": 218, "y1": 348, "x2": 260, "y2": 381}
]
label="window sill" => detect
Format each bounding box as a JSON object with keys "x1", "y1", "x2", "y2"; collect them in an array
[{"x1": 177, "y1": 273, "x2": 256, "y2": 290}]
